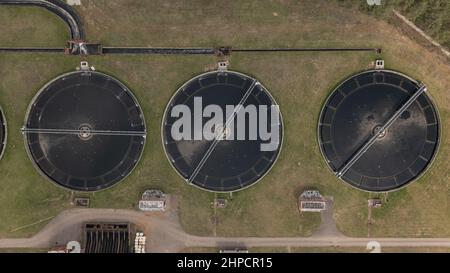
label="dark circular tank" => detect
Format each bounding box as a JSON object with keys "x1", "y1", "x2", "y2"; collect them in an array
[
  {"x1": 318, "y1": 70, "x2": 439, "y2": 192},
  {"x1": 162, "y1": 71, "x2": 283, "y2": 192},
  {"x1": 24, "y1": 71, "x2": 146, "y2": 191}
]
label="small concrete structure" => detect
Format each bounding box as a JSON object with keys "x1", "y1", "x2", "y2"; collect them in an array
[
  {"x1": 299, "y1": 190, "x2": 326, "y2": 212},
  {"x1": 76, "y1": 61, "x2": 90, "y2": 71},
  {"x1": 138, "y1": 190, "x2": 167, "y2": 211},
  {"x1": 212, "y1": 198, "x2": 227, "y2": 208},
  {"x1": 217, "y1": 61, "x2": 229, "y2": 72},
  {"x1": 74, "y1": 197, "x2": 89, "y2": 207},
  {"x1": 67, "y1": 41, "x2": 102, "y2": 55},
  {"x1": 368, "y1": 198, "x2": 382, "y2": 208},
  {"x1": 375, "y1": 59, "x2": 385, "y2": 69}
]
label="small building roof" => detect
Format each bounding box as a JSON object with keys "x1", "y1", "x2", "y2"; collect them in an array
[
  {"x1": 139, "y1": 189, "x2": 166, "y2": 211},
  {"x1": 139, "y1": 200, "x2": 166, "y2": 211},
  {"x1": 299, "y1": 190, "x2": 326, "y2": 212}
]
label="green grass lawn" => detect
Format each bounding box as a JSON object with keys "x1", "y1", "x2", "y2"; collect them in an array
[
  {"x1": 0, "y1": 6, "x2": 68, "y2": 47},
  {"x1": 0, "y1": 0, "x2": 449, "y2": 239}
]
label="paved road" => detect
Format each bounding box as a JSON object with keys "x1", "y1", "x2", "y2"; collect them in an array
[
  {"x1": 311, "y1": 197, "x2": 343, "y2": 238},
  {"x1": 1, "y1": 208, "x2": 450, "y2": 252}
]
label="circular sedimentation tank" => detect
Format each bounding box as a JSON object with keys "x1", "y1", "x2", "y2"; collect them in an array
[
  {"x1": 23, "y1": 71, "x2": 146, "y2": 191},
  {"x1": 318, "y1": 70, "x2": 439, "y2": 192},
  {"x1": 162, "y1": 70, "x2": 283, "y2": 192}
]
